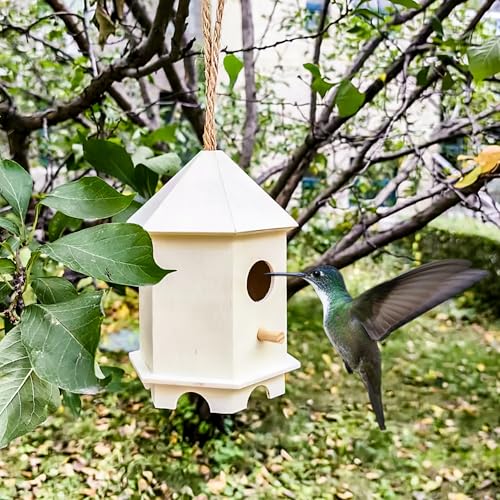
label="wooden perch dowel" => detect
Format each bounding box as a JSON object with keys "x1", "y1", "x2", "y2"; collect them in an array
[{"x1": 257, "y1": 328, "x2": 285, "y2": 344}]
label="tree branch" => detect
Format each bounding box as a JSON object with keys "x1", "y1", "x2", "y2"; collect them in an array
[
  {"x1": 239, "y1": 0, "x2": 257, "y2": 170},
  {"x1": 125, "y1": 0, "x2": 205, "y2": 142},
  {"x1": 271, "y1": 0, "x2": 466, "y2": 208},
  {"x1": 0, "y1": 0, "x2": 175, "y2": 132},
  {"x1": 309, "y1": 0, "x2": 330, "y2": 129},
  {"x1": 287, "y1": 179, "x2": 486, "y2": 298}
]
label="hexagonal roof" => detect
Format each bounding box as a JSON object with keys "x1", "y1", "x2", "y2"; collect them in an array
[{"x1": 128, "y1": 150, "x2": 297, "y2": 234}]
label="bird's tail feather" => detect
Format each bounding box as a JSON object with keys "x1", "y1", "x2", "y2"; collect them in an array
[
  {"x1": 366, "y1": 378, "x2": 386, "y2": 430},
  {"x1": 361, "y1": 372, "x2": 385, "y2": 431}
]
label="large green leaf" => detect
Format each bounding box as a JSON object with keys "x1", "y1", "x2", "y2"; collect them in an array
[
  {"x1": 42, "y1": 223, "x2": 171, "y2": 285},
  {"x1": 0, "y1": 282, "x2": 10, "y2": 304},
  {"x1": 111, "y1": 200, "x2": 142, "y2": 223},
  {"x1": 335, "y1": 80, "x2": 365, "y2": 117},
  {"x1": 61, "y1": 390, "x2": 81, "y2": 417},
  {"x1": 137, "y1": 153, "x2": 181, "y2": 177},
  {"x1": 0, "y1": 236, "x2": 20, "y2": 258},
  {"x1": 0, "y1": 217, "x2": 21, "y2": 237},
  {"x1": 143, "y1": 125, "x2": 177, "y2": 147},
  {"x1": 47, "y1": 212, "x2": 82, "y2": 242},
  {"x1": 31, "y1": 277, "x2": 78, "y2": 304},
  {"x1": 132, "y1": 146, "x2": 155, "y2": 165},
  {"x1": 0, "y1": 159, "x2": 33, "y2": 221},
  {"x1": 0, "y1": 258, "x2": 15, "y2": 275},
  {"x1": 41, "y1": 177, "x2": 134, "y2": 220},
  {"x1": 468, "y1": 38, "x2": 500, "y2": 82},
  {"x1": 134, "y1": 164, "x2": 158, "y2": 198},
  {"x1": 223, "y1": 54, "x2": 244, "y2": 91},
  {"x1": 83, "y1": 140, "x2": 138, "y2": 189},
  {"x1": 0, "y1": 329, "x2": 60, "y2": 448},
  {"x1": 20, "y1": 292, "x2": 104, "y2": 393}
]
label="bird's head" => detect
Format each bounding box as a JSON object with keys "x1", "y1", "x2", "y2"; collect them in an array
[{"x1": 268, "y1": 265, "x2": 347, "y2": 296}]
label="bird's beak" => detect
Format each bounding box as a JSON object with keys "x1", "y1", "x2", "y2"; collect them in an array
[{"x1": 266, "y1": 272, "x2": 306, "y2": 278}]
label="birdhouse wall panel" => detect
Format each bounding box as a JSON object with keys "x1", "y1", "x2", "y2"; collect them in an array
[
  {"x1": 139, "y1": 285, "x2": 153, "y2": 370},
  {"x1": 231, "y1": 231, "x2": 289, "y2": 380},
  {"x1": 149, "y1": 235, "x2": 236, "y2": 380}
]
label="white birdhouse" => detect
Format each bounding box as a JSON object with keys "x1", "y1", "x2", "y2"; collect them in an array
[{"x1": 128, "y1": 150, "x2": 300, "y2": 413}]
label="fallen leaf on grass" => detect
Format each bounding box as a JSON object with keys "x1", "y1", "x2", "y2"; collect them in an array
[{"x1": 207, "y1": 471, "x2": 226, "y2": 494}]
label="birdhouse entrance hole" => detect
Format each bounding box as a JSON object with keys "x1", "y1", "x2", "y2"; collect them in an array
[{"x1": 247, "y1": 260, "x2": 272, "y2": 301}]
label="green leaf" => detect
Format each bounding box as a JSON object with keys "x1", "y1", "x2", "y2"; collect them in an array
[
  {"x1": 42, "y1": 223, "x2": 171, "y2": 286},
  {"x1": 442, "y1": 71, "x2": 454, "y2": 91},
  {"x1": 304, "y1": 63, "x2": 334, "y2": 97},
  {"x1": 0, "y1": 282, "x2": 10, "y2": 304},
  {"x1": 468, "y1": 38, "x2": 500, "y2": 82},
  {"x1": 0, "y1": 236, "x2": 20, "y2": 258},
  {"x1": 335, "y1": 80, "x2": 365, "y2": 117},
  {"x1": 388, "y1": 0, "x2": 420, "y2": 9},
  {"x1": 70, "y1": 67, "x2": 85, "y2": 90},
  {"x1": 0, "y1": 329, "x2": 60, "y2": 448},
  {"x1": 61, "y1": 390, "x2": 81, "y2": 417},
  {"x1": 132, "y1": 146, "x2": 155, "y2": 166},
  {"x1": 143, "y1": 125, "x2": 177, "y2": 147},
  {"x1": 111, "y1": 200, "x2": 142, "y2": 223},
  {"x1": 41, "y1": 177, "x2": 134, "y2": 220},
  {"x1": 431, "y1": 16, "x2": 444, "y2": 37},
  {"x1": 303, "y1": 63, "x2": 321, "y2": 79},
  {"x1": 134, "y1": 164, "x2": 158, "y2": 198},
  {"x1": 0, "y1": 258, "x2": 15, "y2": 275},
  {"x1": 31, "y1": 277, "x2": 78, "y2": 304},
  {"x1": 312, "y1": 78, "x2": 334, "y2": 98},
  {"x1": 416, "y1": 67, "x2": 430, "y2": 86},
  {"x1": 100, "y1": 366, "x2": 125, "y2": 392},
  {"x1": 0, "y1": 217, "x2": 21, "y2": 236},
  {"x1": 47, "y1": 212, "x2": 83, "y2": 242},
  {"x1": 223, "y1": 54, "x2": 244, "y2": 91},
  {"x1": 354, "y1": 8, "x2": 385, "y2": 20},
  {"x1": 20, "y1": 292, "x2": 104, "y2": 393},
  {"x1": 0, "y1": 159, "x2": 33, "y2": 221},
  {"x1": 83, "y1": 140, "x2": 138, "y2": 190},
  {"x1": 137, "y1": 153, "x2": 182, "y2": 177}
]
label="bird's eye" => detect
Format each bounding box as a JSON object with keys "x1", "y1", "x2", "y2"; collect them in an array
[{"x1": 312, "y1": 270, "x2": 322, "y2": 278}]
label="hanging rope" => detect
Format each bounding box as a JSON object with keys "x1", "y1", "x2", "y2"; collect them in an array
[{"x1": 202, "y1": 0, "x2": 225, "y2": 150}]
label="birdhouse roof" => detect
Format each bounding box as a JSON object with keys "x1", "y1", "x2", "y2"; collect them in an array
[{"x1": 129, "y1": 150, "x2": 298, "y2": 234}]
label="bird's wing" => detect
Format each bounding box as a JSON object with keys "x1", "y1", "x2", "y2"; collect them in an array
[{"x1": 351, "y1": 259, "x2": 487, "y2": 341}]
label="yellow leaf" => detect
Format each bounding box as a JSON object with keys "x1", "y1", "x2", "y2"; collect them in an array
[
  {"x1": 475, "y1": 145, "x2": 500, "y2": 173},
  {"x1": 95, "y1": 3, "x2": 115, "y2": 48},
  {"x1": 454, "y1": 166, "x2": 481, "y2": 188},
  {"x1": 207, "y1": 472, "x2": 226, "y2": 494},
  {"x1": 114, "y1": 0, "x2": 125, "y2": 20},
  {"x1": 321, "y1": 353, "x2": 332, "y2": 365}
]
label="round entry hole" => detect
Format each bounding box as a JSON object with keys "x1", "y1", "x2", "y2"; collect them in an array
[{"x1": 247, "y1": 260, "x2": 272, "y2": 302}]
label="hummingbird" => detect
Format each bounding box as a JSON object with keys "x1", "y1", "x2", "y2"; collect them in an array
[{"x1": 269, "y1": 260, "x2": 487, "y2": 430}]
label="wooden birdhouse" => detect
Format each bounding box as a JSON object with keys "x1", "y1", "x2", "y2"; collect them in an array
[{"x1": 128, "y1": 150, "x2": 300, "y2": 413}]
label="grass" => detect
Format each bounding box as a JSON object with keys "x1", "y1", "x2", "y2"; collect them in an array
[{"x1": 0, "y1": 268, "x2": 498, "y2": 499}]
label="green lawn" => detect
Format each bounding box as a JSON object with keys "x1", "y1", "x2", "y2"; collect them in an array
[{"x1": 0, "y1": 292, "x2": 498, "y2": 499}]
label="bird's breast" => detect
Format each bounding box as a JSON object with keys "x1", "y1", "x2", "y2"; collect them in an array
[{"x1": 324, "y1": 312, "x2": 371, "y2": 369}]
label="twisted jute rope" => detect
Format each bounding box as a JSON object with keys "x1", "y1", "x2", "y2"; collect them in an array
[{"x1": 202, "y1": 0, "x2": 225, "y2": 150}]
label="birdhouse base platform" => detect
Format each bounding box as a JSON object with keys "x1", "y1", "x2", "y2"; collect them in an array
[{"x1": 129, "y1": 350, "x2": 300, "y2": 414}]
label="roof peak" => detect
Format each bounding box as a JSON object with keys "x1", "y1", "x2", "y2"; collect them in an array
[{"x1": 128, "y1": 150, "x2": 297, "y2": 234}]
